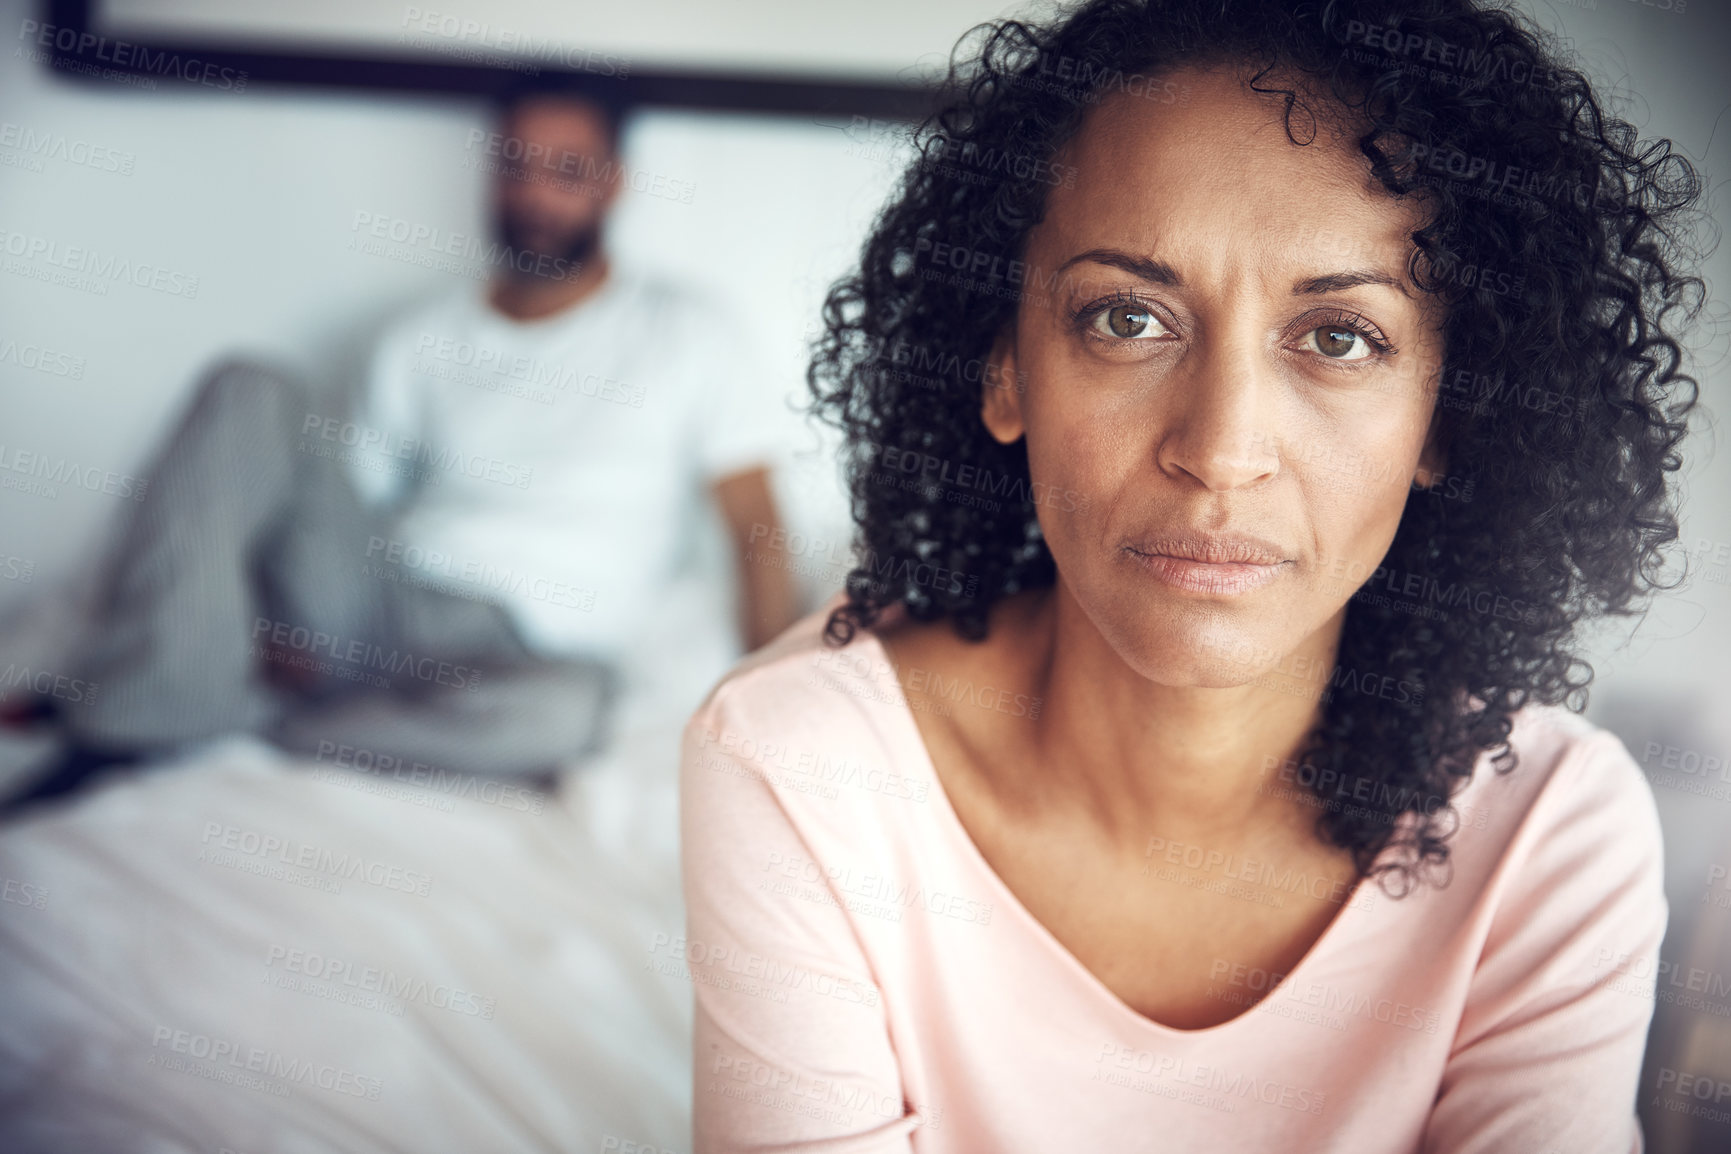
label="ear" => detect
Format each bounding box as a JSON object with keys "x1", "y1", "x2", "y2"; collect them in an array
[
  {"x1": 1412, "y1": 410, "x2": 1449, "y2": 489},
  {"x1": 981, "y1": 327, "x2": 1026, "y2": 445}
]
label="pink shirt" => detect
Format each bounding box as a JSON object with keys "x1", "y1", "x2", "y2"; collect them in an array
[{"x1": 679, "y1": 607, "x2": 1666, "y2": 1152}]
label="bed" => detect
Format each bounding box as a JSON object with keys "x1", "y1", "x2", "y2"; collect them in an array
[{"x1": 0, "y1": 706, "x2": 696, "y2": 1154}]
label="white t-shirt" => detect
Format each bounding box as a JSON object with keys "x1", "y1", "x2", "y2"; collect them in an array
[{"x1": 346, "y1": 269, "x2": 782, "y2": 673}]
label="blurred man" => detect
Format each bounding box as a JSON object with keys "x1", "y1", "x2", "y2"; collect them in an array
[{"x1": 1, "y1": 77, "x2": 798, "y2": 813}]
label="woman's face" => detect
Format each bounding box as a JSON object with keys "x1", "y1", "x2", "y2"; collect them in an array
[{"x1": 986, "y1": 66, "x2": 1447, "y2": 688}]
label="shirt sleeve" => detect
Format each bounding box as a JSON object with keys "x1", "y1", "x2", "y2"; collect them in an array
[
  {"x1": 689, "y1": 315, "x2": 790, "y2": 485},
  {"x1": 1423, "y1": 730, "x2": 1667, "y2": 1154},
  {"x1": 680, "y1": 680, "x2": 919, "y2": 1154}
]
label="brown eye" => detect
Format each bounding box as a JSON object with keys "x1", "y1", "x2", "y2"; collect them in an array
[
  {"x1": 1091, "y1": 303, "x2": 1165, "y2": 340},
  {"x1": 1302, "y1": 325, "x2": 1372, "y2": 361},
  {"x1": 1109, "y1": 305, "x2": 1149, "y2": 338}
]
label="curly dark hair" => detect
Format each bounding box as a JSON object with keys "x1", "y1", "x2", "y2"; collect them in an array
[{"x1": 806, "y1": 0, "x2": 1706, "y2": 895}]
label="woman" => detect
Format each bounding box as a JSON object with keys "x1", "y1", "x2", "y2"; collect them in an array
[{"x1": 680, "y1": 0, "x2": 1703, "y2": 1149}]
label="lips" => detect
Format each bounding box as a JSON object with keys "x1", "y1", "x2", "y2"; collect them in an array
[
  {"x1": 1126, "y1": 535, "x2": 1287, "y2": 566},
  {"x1": 1123, "y1": 535, "x2": 1290, "y2": 595}
]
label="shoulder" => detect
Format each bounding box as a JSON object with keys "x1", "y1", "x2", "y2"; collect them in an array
[
  {"x1": 1451, "y1": 703, "x2": 1663, "y2": 932},
  {"x1": 1474, "y1": 705, "x2": 1659, "y2": 849},
  {"x1": 681, "y1": 599, "x2": 937, "y2": 816},
  {"x1": 371, "y1": 288, "x2": 482, "y2": 357},
  {"x1": 621, "y1": 272, "x2": 761, "y2": 360},
  {"x1": 626, "y1": 269, "x2": 723, "y2": 313},
  {"x1": 686, "y1": 599, "x2": 901, "y2": 751}
]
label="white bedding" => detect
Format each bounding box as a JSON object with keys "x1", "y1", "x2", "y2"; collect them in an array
[{"x1": 0, "y1": 721, "x2": 696, "y2": 1154}]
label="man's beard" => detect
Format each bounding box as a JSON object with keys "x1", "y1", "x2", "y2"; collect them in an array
[{"x1": 493, "y1": 208, "x2": 601, "y2": 283}]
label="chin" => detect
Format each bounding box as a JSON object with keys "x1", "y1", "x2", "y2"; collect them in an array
[{"x1": 1086, "y1": 587, "x2": 1299, "y2": 689}]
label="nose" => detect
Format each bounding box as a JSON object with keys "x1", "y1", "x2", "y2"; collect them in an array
[{"x1": 1153, "y1": 336, "x2": 1280, "y2": 492}]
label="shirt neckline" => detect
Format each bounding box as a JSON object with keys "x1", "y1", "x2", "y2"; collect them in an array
[
  {"x1": 471, "y1": 265, "x2": 632, "y2": 339},
  {"x1": 857, "y1": 626, "x2": 1375, "y2": 1041}
]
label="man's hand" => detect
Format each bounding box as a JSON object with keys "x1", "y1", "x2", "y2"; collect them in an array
[{"x1": 711, "y1": 466, "x2": 802, "y2": 652}]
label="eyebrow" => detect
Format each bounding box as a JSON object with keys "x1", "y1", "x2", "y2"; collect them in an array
[
  {"x1": 1292, "y1": 270, "x2": 1404, "y2": 294},
  {"x1": 1057, "y1": 248, "x2": 1181, "y2": 285},
  {"x1": 1057, "y1": 248, "x2": 1406, "y2": 295}
]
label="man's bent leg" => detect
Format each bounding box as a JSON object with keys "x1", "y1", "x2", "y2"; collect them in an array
[
  {"x1": 264, "y1": 483, "x2": 618, "y2": 778},
  {"x1": 269, "y1": 653, "x2": 616, "y2": 781},
  {"x1": 61, "y1": 360, "x2": 317, "y2": 750}
]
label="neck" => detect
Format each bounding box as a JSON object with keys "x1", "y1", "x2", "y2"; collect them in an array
[
  {"x1": 1018, "y1": 582, "x2": 1343, "y2": 849},
  {"x1": 489, "y1": 253, "x2": 611, "y2": 321}
]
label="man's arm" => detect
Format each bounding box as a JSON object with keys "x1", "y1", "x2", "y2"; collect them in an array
[{"x1": 711, "y1": 466, "x2": 801, "y2": 652}]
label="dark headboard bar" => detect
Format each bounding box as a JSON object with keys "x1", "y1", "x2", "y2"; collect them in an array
[{"x1": 34, "y1": 0, "x2": 940, "y2": 120}]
